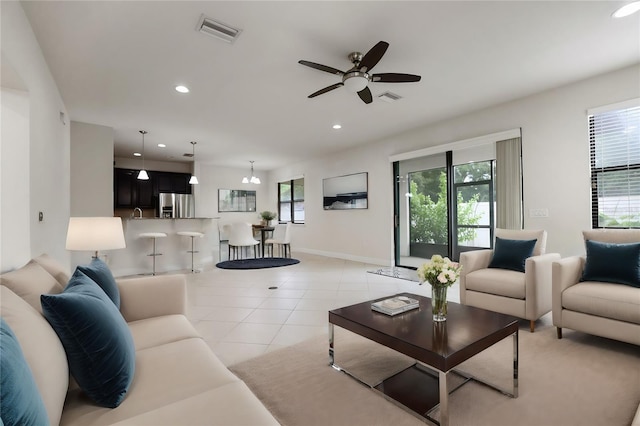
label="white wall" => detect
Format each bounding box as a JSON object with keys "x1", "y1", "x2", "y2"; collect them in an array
[
  {"x1": 70, "y1": 121, "x2": 113, "y2": 216},
  {"x1": 270, "y1": 64, "x2": 640, "y2": 264},
  {"x1": 0, "y1": 2, "x2": 70, "y2": 272},
  {"x1": 1, "y1": 88, "x2": 30, "y2": 271}
]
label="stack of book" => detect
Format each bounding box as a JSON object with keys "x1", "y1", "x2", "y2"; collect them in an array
[{"x1": 371, "y1": 295, "x2": 419, "y2": 316}]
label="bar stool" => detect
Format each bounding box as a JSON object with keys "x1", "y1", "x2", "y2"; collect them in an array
[
  {"x1": 177, "y1": 231, "x2": 204, "y2": 273},
  {"x1": 139, "y1": 232, "x2": 167, "y2": 275}
]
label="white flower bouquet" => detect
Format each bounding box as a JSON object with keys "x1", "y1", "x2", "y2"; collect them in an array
[{"x1": 417, "y1": 255, "x2": 462, "y2": 288}]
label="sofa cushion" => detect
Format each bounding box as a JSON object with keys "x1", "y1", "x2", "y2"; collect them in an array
[
  {"x1": 581, "y1": 240, "x2": 640, "y2": 288},
  {"x1": 128, "y1": 314, "x2": 201, "y2": 351},
  {"x1": 465, "y1": 268, "x2": 526, "y2": 299},
  {"x1": 78, "y1": 257, "x2": 120, "y2": 307},
  {"x1": 60, "y1": 338, "x2": 241, "y2": 426},
  {"x1": 0, "y1": 259, "x2": 64, "y2": 313},
  {"x1": 0, "y1": 286, "x2": 68, "y2": 426},
  {"x1": 488, "y1": 237, "x2": 537, "y2": 273},
  {"x1": 563, "y1": 282, "x2": 640, "y2": 324},
  {"x1": 0, "y1": 317, "x2": 49, "y2": 426},
  {"x1": 105, "y1": 382, "x2": 280, "y2": 426},
  {"x1": 33, "y1": 253, "x2": 70, "y2": 287},
  {"x1": 41, "y1": 269, "x2": 135, "y2": 408}
]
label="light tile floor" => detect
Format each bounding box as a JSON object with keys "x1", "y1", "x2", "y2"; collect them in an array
[{"x1": 184, "y1": 252, "x2": 460, "y2": 367}]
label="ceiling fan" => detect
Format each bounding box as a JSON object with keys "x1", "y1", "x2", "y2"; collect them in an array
[{"x1": 298, "y1": 41, "x2": 421, "y2": 104}]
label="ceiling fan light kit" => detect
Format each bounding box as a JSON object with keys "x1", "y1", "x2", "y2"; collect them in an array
[{"x1": 298, "y1": 40, "x2": 421, "y2": 104}]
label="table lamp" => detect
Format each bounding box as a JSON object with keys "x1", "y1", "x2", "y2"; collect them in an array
[{"x1": 66, "y1": 217, "x2": 126, "y2": 259}]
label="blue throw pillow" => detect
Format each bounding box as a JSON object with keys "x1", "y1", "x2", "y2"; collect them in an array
[
  {"x1": 78, "y1": 257, "x2": 120, "y2": 308},
  {"x1": 0, "y1": 318, "x2": 49, "y2": 426},
  {"x1": 581, "y1": 240, "x2": 640, "y2": 287},
  {"x1": 40, "y1": 270, "x2": 135, "y2": 408},
  {"x1": 488, "y1": 237, "x2": 537, "y2": 273}
]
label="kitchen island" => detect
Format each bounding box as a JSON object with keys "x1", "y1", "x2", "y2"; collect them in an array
[{"x1": 107, "y1": 217, "x2": 219, "y2": 276}]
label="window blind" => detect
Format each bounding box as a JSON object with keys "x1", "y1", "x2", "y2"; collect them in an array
[{"x1": 589, "y1": 102, "x2": 640, "y2": 228}]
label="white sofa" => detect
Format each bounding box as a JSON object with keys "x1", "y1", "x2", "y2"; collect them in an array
[
  {"x1": 0, "y1": 255, "x2": 279, "y2": 426},
  {"x1": 552, "y1": 229, "x2": 640, "y2": 346}
]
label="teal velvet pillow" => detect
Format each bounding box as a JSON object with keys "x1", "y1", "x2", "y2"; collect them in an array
[
  {"x1": 581, "y1": 240, "x2": 640, "y2": 287},
  {"x1": 0, "y1": 318, "x2": 49, "y2": 426},
  {"x1": 40, "y1": 270, "x2": 135, "y2": 408},
  {"x1": 78, "y1": 257, "x2": 120, "y2": 308},
  {"x1": 488, "y1": 237, "x2": 537, "y2": 273}
]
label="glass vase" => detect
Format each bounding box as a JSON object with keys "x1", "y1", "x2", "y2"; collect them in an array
[{"x1": 431, "y1": 285, "x2": 448, "y2": 322}]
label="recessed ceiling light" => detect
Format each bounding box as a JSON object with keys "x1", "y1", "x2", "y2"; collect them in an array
[
  {"x1": 175, "y1": 85, "x2": 189, "y2": 93},
  {"x1": 133, "y1": 152, "x2": 142, "y2": 157},
  {"x1": 157, "y1": 143, "x2": 166, "y2": 148},
  {"x1": 613, "y1": 1, "x2": 640, "y2": 17},
  {"x1": 332, "y1": 124, "x2": 342, "y2": 130}
]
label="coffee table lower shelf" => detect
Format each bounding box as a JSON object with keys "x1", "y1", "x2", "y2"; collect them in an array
[{"x1": 372, "y1": 363, "x2": 498, "y2": 425}]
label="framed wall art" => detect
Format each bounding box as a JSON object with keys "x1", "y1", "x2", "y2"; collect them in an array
[
  {"x1": 322, "y1": 172, "x2": 368, "y2": 210},
  {"x1": 218, "y1": 189, "x2": 257, "y2": 212}
]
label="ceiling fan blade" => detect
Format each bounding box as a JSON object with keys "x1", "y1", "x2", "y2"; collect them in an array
[
  {"x1": 357, "y1": 87, "x2": 373, "y2": 104},
  {"x1": 359, "y1": 41, "x2": 389, "y2": 72},
  {"x1": 298, "y1": 60, "x2": 344, "y2": 76},
  {"x1": 372, "y1": 73, "x2": 422, "y2": 83},
  {"x1": 308, "y1": 83, "x2": 344, "y2": 98}
]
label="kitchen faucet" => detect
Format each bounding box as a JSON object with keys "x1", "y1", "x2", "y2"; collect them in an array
[{"x1": 133, "y1": 207, "x2": 143, "y2": 219}]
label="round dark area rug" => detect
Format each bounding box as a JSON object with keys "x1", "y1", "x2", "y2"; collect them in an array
[{"x1": 216, "y1": 257, "x2": 300, "y2": 270}]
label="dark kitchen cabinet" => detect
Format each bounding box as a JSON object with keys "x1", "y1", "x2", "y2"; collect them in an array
[
  {"x1": 114, "y1": 168, "x2": 191, "y2": 209},
  {"x1": 114, "y1": 168, "x2": 136, "y2": 208},
  {"x1": 156, "y1": 172, "x2": 190, "y2": 194}
]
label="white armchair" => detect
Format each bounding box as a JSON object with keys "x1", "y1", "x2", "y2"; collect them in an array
[
  {"x1": 552, "y1": 229, "x2": 640, "y2": 344},
  {"x1": 460, "y1": 229, "x2": 560, "y2": 332}
]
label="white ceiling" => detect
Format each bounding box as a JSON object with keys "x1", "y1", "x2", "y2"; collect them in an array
[{"x1": 21, "y1": 1, "x2": 640, "y2": 171}]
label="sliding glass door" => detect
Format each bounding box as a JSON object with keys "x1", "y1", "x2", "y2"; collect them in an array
[
  {"x1": 453, "y1": 161, "x2": 494, "y2": 258},
  {"x1": 395, "y1": 156, "x2": 495, "y2": 267}
]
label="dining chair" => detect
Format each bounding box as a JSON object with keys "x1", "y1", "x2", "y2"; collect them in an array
[
  {"x1": 265, "y1": 222, "x2": 292, "y2": 258},
  {"x1": 218, "y1": 224, "x2": 230, "y2": 261},
  {"x1": 227, "y1": 222, "x2": 260, "y2": 260}
]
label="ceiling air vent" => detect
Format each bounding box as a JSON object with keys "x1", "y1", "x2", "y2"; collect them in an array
[
  {"x1": 196, "y1": 14, "x2": 242, "y2": 43},
  {"x1": 378, "y1": 92, "x2": 402, "y2": 103}
]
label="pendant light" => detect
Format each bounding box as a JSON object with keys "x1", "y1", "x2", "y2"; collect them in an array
[
  {"x1": 189, "y1": 141, "x2": 199, "y2": 185},
  {"x1": 242, "y1": 160, "x2": 260, "y2": 184},
  {"x1": 137, "y1": 130, "x2": 149, "y2": 180}
]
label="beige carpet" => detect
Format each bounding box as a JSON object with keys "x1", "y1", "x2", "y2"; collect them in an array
[{"x1": 230, "y1": 320, "x2": 640, "y2": 426}]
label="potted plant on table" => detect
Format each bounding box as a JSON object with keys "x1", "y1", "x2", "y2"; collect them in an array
[
  {"x1": 417, "y1": 255, "x2": 462, "y2": 322},
  {"x1": 259, "y1": 211, "x2": 277, "y2": 226}
]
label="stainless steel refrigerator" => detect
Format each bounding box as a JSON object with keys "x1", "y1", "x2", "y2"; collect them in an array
[{"x1": 158, "y1": 193, "x2": 195, "y2": 218}]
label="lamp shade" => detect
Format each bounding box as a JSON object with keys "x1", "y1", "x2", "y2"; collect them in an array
[
  {"x1": 137, "y1": 169, "x2": 149, "y2": 180},
  {"x1": 189, "y1": 175, "x2": 199, "y2": 185},
  {"x1": 66, "y1": 217, "x2": 126, "y2": 251}
]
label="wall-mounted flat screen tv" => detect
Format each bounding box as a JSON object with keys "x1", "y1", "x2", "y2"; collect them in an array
[{"x1": 323, "y1": 172, "x2": 368, "y2": 210}]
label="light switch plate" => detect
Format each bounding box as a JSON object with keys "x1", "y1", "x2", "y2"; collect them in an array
[{"x1": 529, "y1": 208, "x2": 549, "y2": 218}]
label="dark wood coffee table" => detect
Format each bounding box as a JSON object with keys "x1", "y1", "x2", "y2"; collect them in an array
[{"x1": 328, "y1": 293, "x2": 519, "y2": 426}]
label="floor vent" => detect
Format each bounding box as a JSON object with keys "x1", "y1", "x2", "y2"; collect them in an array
[
  {"x1": 196, "y1": 14, "x2": 242, "y2": 43},
  {"x1": 378, "y1": 92, "x2": 402, "y2": 103}
]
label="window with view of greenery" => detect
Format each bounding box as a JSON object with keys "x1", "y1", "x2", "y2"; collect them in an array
[
  {"x1": 278, "y1": 178, "x2": 304, "y2": 223},
  {"x1": 590, "y1": 103, "x2": 640, "y2": 228}
]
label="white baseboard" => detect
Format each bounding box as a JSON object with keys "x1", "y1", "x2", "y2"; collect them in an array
[{"x1": 294, "y1": 247, "x2": 389, "y2": 267}]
